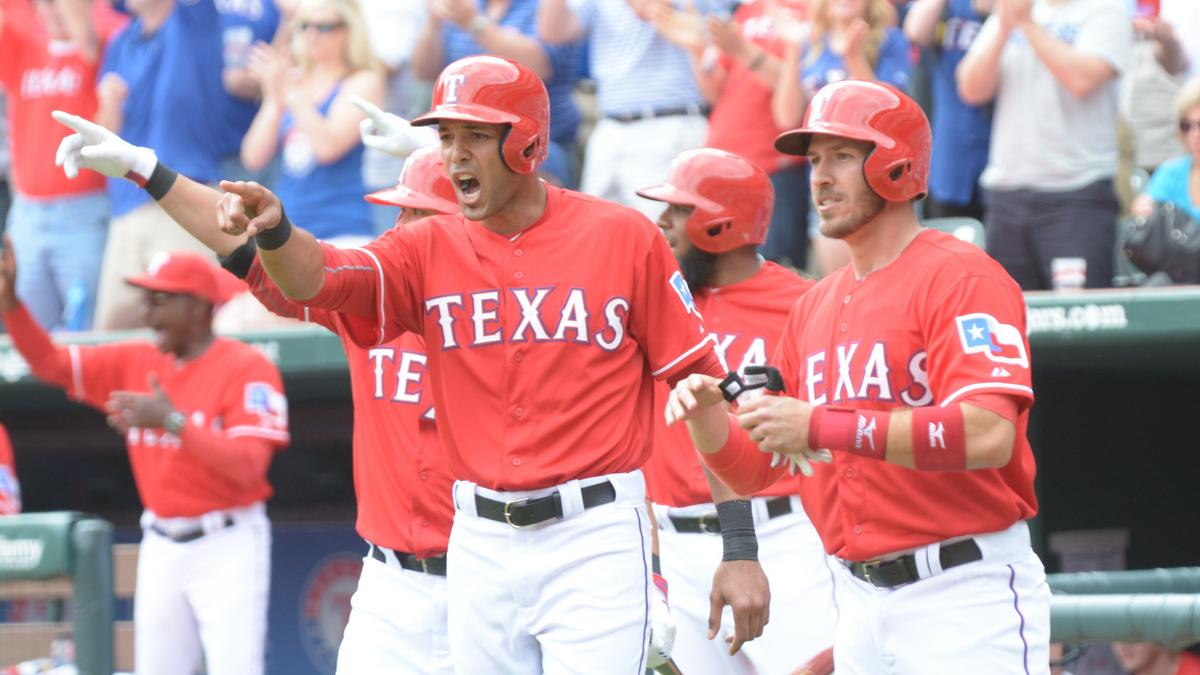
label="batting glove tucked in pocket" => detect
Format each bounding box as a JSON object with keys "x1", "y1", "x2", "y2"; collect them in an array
[{"x1": 647, "y1": 572, "x2": 677, "y2": 668}]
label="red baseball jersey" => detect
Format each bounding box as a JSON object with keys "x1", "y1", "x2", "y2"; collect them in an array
[
  {"x1": 66, "y1": 338, "x2": 289, "y2": 517},
  {"x1": 0, "y1": 423, "x2": 20, "y2": 515},
  {"x1": 645, "y1": 262, "x2": 814, "y2": 506},
  {"x1": 306, "y1": 186, "x2": 716, "y2": 490},
  {"x1": 721, "y1": 230, "x2": 1038, "y2": 561},
  {"x1": 244, "y1": 260, "x2": 453, "y2": 557}
]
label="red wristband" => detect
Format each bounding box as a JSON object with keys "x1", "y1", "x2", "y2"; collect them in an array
[
  {"x1": 808, "y1": 406, "x2": 890, "y2": 461},
  {"x1": 911, "y1": 405, "x2": 966, "y2": 471}
]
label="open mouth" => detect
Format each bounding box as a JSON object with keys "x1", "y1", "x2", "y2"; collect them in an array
[
  {"x1": 816, "y1": 193, "x2": 843, "y2": 215},
  {"x1": 454, "y1": 172, "x2": 482, "y2": 206}
]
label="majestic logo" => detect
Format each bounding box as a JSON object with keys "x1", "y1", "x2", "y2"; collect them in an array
[
  {"x1": 299, "y1": 554, "x2": 362, "y2": 674},
  {"x1": 991, "y1": 366, "x2": 1012, "y2": 378},
  {"x1": 443, "y1": 74, "x2": 467, "y2": 103},
  {"x1": 956, "y1": 313, "x2": 1029, "y2": 368},
  {"x1": 928, "y1": 421, "x2": 946, "y2": 449},
  {"x1": 854, "y1": 414, "x2": 877, "y2": 452},
  {"x1": 668, "y1": 271, "x2": 699, "y2": 317}
]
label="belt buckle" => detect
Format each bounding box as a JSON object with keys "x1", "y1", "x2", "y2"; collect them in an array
[
  {"x1": 697, "y1": 513, "x2": 720, "y2": 535},
  {"x1": 419, "y1": 558, "x2": 430, "y2": 574},
  {"x1": 860, "y1": 559, "x2": 883, "y2": 586},
  {"x1": 503, "y1": 498, "x2": 531, "y2": 528}
]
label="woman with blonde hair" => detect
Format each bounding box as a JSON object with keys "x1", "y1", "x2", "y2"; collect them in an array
[
  {"x1": 241, "y1": 0, "x2": 385, "y2": 244},
  {"x1": 771, "y1": 0, "x2": 911, "y2": 275},
  {"x1": 1133, "y1": 77, "x2": 1200, "y2": 222}
]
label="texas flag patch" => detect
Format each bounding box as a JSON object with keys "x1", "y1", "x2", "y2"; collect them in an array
[
  {"x1": 956, "y1": 313, "x2": 1029, "y2": 369},
  {"x1": 245, "y1": 382, "x2": 288, "y2": 428},
  {"x1": 669, "y1": 270, "x2": 701, "y2": 318}
]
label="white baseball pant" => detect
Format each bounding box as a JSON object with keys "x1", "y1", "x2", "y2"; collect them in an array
[
  {"x1": 134, "y1": 502, "x2": 270, "y2": 675},
  {"x1": 447, "y1": 470, "x2": 653, "y2": 675},
  {"x1": 654, "y1": 496, "x2": 838, "y2": 675},
  {"x1": 831, "y1": 520, "x2": 1052, "y2": 674},
  {"x1": 335, "y1": 543, "x2": 452, "y2": 674}
]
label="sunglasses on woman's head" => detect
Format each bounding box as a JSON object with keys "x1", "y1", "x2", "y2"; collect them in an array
[{"x1": 299, "y1": 20, "x2": 345, "y2": 33}]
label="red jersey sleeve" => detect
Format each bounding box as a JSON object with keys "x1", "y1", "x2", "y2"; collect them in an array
[
  {"x1": 627, "y1": 232, "x2": 714, "y2": 381},
  {"x1": 244, "y1": 257, "x2": 337, "y2": 332},
  {"x1": 0, "y1": 6, "x2": 32, "y2": 89},
  {"x1": 219, "y1": 352, "x2": 290, "y2": 447},
  {"x1": 923, "y1": 274, "x2": 1034, "y2": 410},
  {"x1": 305, "y1": 229, "x2": 425, "y2": 348},
  {"x1": 69, "y1": 342, "x2": 155, "y2": 411}
]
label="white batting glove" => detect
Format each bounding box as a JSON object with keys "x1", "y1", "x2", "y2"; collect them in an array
[
  {"x1": 647, "y1": 572, "x2": 676, "y2": 668},
  {"x1": 769, "y1": 448, "x2": 833, "y2": 477},
  {"x1": 52, "y1": 111, "x2": 157, "y2": 183},
  {"x1": 350, "y1": 95, "x2": 436, "y2": 158}
]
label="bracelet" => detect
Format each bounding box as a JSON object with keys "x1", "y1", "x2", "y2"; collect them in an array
[
  {"x1": 219, "y1": 239, "x2": 258, "y2": 280},
  {"x1": 747, "y1": 49, "x2": 768, "y2": 72},
  {"x1": 716, "y1": 500, "x2": 758, "y2": 561},
  {"x1": 144, "y1": 162, "x2": 178, "y2": 201},
  {"x1": 163, "y1": 410, "x2": 186, "y2": 436},
  {"x1": 255, "y1": 209, "x2": 293, "y2": 251}
]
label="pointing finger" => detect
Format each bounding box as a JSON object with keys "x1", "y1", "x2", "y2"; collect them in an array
[{"x1": 349, "y1": 94, "x2": 388, "y2": 123}]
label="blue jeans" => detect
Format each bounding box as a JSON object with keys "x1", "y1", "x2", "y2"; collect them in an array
[
  {"x1": 7, "y1": 191, "x2": 108, "y2": 331},
  {"x1": 760, "y1": 164, "x2": 810, "y2": 270}
]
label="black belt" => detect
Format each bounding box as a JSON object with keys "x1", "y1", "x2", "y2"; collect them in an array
[
  {"x1": 606, "y1": 105, "x2": 711, "y2": 123},
  {"x1": 668, "y1": 496, "x2": 794, "y2": 534},
  {"x1": 474, "y1": 480, "x2": 617, "y2": 528},
  {"x1": 150, "y1": 516, "x2": 235, "y2": 543},
  {"x1": 370, "y1": 544, "x2": 447, "y2": 576},
  {"x1": 844, "y1": 538, "x2": 983, "y2": 589}
]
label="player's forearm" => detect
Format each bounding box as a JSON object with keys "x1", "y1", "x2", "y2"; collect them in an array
[
  {"x1": 957, "y1": 23, "x2": 1008, "y2": 104},
  {"x1": 178, "y1": 424, "x2": 274, "y2": 490},
  {"x1": 538, "y1": 0, "x2": 583, "y2": 45},
  {"x1": 239, "y1": 252, "x2": 337, "y2": 330},
  {"x1": 1020, "y1": 20, "x2": 1117, "y2": 98},
  {"x1": 702, "y1": 465, "x2": 748, "y2": 505},
  {"x1": 699, "y1": 415, "x2": 785, "y2": 495},
  {"x1": 1, "y1": 304, "x2": 72, "y2": 389},
  {"x1": 257, "y1": 227, "x2": 327, "y2": 302},
  {"x1": 810, "y1": 402, "x2": 1016, "y2": 471},
  {"x1": 157, "y1": 174, "x2": 249, "y2": 257}
]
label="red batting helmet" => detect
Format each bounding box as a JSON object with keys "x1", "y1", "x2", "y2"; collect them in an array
[
  {"x1": 774, "y1": 80, "x2": 930, "y2": 202},
  {"x1": 636, "y1": 149, "x2": 774, "y2": 254},
  {"x1": 411, "y1": 56, "x2": 549, "y2": 175},
  {"x1": 364, "y1": 145, "x2": 459, "y2": 214}
]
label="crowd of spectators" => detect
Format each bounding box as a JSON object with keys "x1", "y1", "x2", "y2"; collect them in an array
[{"x1": 2, "y1": 0, "x2": 1200, "y2": 333}]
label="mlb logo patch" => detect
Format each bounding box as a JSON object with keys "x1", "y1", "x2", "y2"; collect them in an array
[
  {"x1": 669, "y1": 270, "x2": 700, "y2": 318},
  {"x1": 956, "y1": 313, "x2": 1029, "y2": 369},
  {"x1": 245, "y1": 382, "x2": 288, "y2": 427}
]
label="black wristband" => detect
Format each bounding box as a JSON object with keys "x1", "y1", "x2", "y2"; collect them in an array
[
  {"x1": 255, "y1": 209, "x2": 293, "y2": 251},
  {"x1": 716, "y1": 500, "x2": 758, "y2": 561},
  {"x1": 219, "y1": 239, "x2": 257, "y2": 280},
  {"x1": 652, "y1": 553, "x2": 662, "y2": 575},
  {"x1": 747, "y1": 49, "x2": 767, "y2": 72},
  {"x1": 144, "y1": 162, "x2": 178, "y2": 201}
]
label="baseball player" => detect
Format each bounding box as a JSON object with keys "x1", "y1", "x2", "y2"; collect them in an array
[
  {"x1": 637, "y1": 148, "x2": 837, "y2": 674},
  {"x1": 50, "y1": 55, "x2": 742, "y2": 672},
  {"x1": 0, "y1": 247, "x2": 288, "y2": 675},
  {"x1": 222, "y1": 145, "x2": 459, "y2": 674},
  {"x1": 666, "y1": 80, "x2": 1052, "y2": 674}
]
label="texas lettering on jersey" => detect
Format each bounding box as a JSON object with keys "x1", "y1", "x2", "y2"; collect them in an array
[
  {"x1": 803, "y1": 344, "x2": 932, "y2": 407},
  {"x1": 422, "y1": 286, "x2": 632, "y2": 352},
  {"x1": 367, "y1": 345, "x2": 434, "y2": 420}
]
